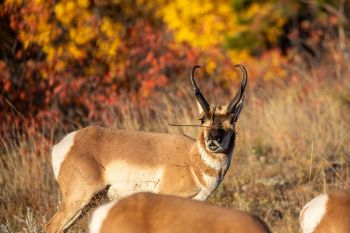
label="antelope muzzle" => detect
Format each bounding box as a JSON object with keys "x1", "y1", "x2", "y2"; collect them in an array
[{"x1": 206, "y1": 128, "x2": 225, "y2": 152}]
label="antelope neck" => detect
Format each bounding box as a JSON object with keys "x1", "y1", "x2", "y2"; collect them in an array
[
  {"x1": 187, "y1": 132, "x2": 233, "y2": 200},
  {"x1": 191, "y1": 131, "x2": 232, "y2": 177}
]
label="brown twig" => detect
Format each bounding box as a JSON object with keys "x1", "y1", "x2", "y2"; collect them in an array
[{"x1": 168, "y1": 123, "x2": 207, "y2": 128}]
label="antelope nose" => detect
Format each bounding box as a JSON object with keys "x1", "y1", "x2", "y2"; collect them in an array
[{"x1": 213, "y1": 136, "x2": 222, "y2": 143}]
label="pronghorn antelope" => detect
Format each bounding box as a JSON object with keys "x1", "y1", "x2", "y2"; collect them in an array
[
  {"x1": 45, "y1": 64, "x2": 248, "y2": 233},
  {"x1": 89, "y1": 192, "x2": 271, "y2": 233},
  {"x1": 299, "y1": 190, "x2": 350, "y2": 233}
]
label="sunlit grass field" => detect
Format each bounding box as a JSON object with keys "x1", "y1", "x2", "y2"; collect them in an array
[{"x1": 1, "y1": 64, "x2": 350, "y2": 233}]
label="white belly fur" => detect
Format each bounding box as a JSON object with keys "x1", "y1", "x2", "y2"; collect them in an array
[
  {"x1": 51, "y1": 131, "x2": 77, "y2": 179},
  {"x1": 106, "y1": 161, "x2": 164, "y2": 199}
]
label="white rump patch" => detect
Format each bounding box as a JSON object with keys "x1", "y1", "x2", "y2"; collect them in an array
[
  {"x1": 300, "y1": 194, "x2": 328, "y2": 233},
  {"x1": 51, "y1": 131, "x2": 77, "y2": 179},
  {"x1": 106, "y1": 161, "x2": 164, "y2": 199},
  {"x1": 89, "y1": 200, "x2": 118, "y2": 233}
]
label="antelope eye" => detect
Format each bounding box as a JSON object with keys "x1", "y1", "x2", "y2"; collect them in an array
[{"x1": 199, "y1": 117, "x2": 205, "y2": 124}]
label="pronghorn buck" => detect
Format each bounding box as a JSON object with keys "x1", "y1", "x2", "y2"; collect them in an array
[
  {"x1": 45, "y1": 64, "x2": 248, "y2": 233},
  {"x1": 89, "y1": 192, "x2": 271, "y2": 233},
  {"x1": 299, "y1": 190, "x2": 350, "y2": 233}
]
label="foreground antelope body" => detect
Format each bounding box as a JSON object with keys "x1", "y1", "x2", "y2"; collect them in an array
[
  {"x1": 45, "y1": 65, "x2": 248, "y2": 233},
  {"x1": 89, "y1": 192, "x2": 271, "y2": 233},
  {"x1": 300, "y1": 190, "x2": 350, "y2": 233}
]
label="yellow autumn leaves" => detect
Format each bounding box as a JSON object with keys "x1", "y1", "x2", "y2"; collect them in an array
[
  {"x1": 159, "y1": 0, "x2": 286, "y2": 49},
  {"x1": 158, "y1": 0, "x2": 287, "y2": 73},
  {"x1": 54, "y1": 0, "x2": 122, "y2": 60},
  {"x1": 160, "y1": 0, "x2": 238, "y2": 48},
  {"x1": 5, "y1": 0, "x2": 289, "y2": 79}
]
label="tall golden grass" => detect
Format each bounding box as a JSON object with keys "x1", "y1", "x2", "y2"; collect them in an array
[{"x1": 1, "y1": 63, "x2": 349, "y2": 233}]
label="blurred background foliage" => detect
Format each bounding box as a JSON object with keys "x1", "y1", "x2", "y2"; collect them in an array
[
  {"x1": 0, "y1": 0, "x2": 349, "y2": 133},
  {"x1": 1, "y1": 2, "x2": 350, "y2": 231}
]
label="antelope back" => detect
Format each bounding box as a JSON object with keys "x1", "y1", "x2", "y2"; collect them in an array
[{"x1": 89, "y1": 192, "x2": 271, "y2": 233}]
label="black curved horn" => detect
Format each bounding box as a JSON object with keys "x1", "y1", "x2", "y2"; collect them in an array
[
  {"x1": 190, "y1": 65, "x2": 210, "y2": 112},
  {"x1": 227, "y1": 64, "x2": 248, "y2": 113}
]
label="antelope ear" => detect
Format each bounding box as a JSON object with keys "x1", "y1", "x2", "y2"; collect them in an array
[
  {"x1": 230, "y1": 96, "x2": 245, "y2": 123},
  {"x1": 197, "y1": 101, "x2": 205, "y2": 114}
]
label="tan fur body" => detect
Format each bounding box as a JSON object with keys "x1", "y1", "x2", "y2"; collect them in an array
[
  {"x1": 90, "y1": 192, "x2": 271, "y2": 233},
  {"x1": 46, "y1": 125, "x2": 235, "y2": 233},
  {"x1": 300, "y1": 190, "x2": 350, "y2": 233},
  {"x1": 46, "y1": 64, "x2": 248, "y2": 233}
]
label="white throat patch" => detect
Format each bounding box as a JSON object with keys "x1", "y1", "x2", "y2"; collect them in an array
[
  {"x1": 192, "y1": 143, "x2": 232, "y2": 200},
  {"x1": 196, "y1": 143, "x2": 230, "y2": 172},
  {"x1": 300, "y1": 194, "x2": 328, "y2": 233}
]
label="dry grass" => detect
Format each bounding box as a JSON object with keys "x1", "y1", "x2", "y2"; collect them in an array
[{"x1": 1, "y1": 66, "x2": 350, "y2": 233}]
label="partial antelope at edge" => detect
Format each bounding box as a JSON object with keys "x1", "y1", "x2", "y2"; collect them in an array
[
  {"x1": 300, "y1": 190, "x2": 350, "y2": 233},
  {"x1": 45, "y1": 65, "x2": 248, "y2": 233},
  {"x1": 89, "y1": 192, "x2": 272, "y2": 233}
]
